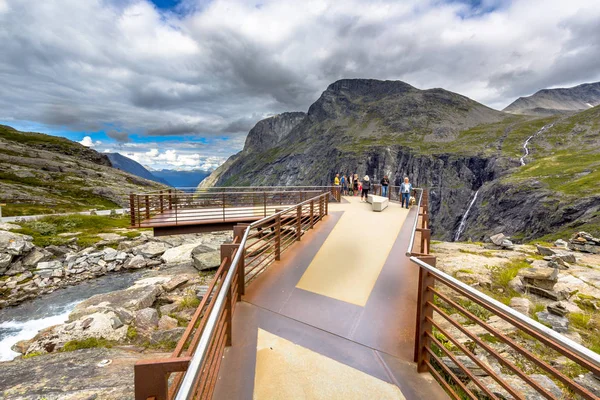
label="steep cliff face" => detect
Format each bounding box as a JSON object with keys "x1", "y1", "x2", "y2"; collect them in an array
[
  {"x1": 243, "y1": 112, "x2": 306, "y2": 154},
  {"x1": 200, "y1": 79, "x2": 600, "y2": 241}
]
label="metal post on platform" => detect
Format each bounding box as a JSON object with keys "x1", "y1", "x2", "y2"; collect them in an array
[
  {"x1": 168, "y1": 189, "x2": 173, "y2": 210},
  {"x1": 325, "y1": 193, "x2": 328, "y2": 215},
  {"x1": 310, "y1": 200, "x2": 314, "y2": 229},
  {"x1": 275, "y1": 214, "x2": 281, "y2": 260},
  {"x1": 296, "y1": 205, "x2": 302, "y2": 241},
  {"x1": 263, "y1": 192, "x2": 267, "y2": 217},
  {"x1": 145, "y1": 195, "x2": 150, "y2": 220},
  {"x1": 129, "y1": 194, "x2": 136, "y2": 226},
  {"x1": 159, "y1": 191, "x2": 164, "y2": 213},
  {"x1": 414, "y1": 256, "x2": 436, "y2": 372},
  {"x1": 221, "y1": 243, "x2": 238, "y2": 347}
]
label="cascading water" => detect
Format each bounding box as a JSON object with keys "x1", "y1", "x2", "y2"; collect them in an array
[
  {"x1": 520, "y1": 123, "x2": 554, "y2": 166},
  {"x1": 454, "y1": 190, "x2": 479, "y2": 242}
]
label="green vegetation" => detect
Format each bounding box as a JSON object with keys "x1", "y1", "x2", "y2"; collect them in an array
[
  {"x1": 179, "y1": 293, "x2": 201, "y2": 309},
  {"x1": 62, "y1": 337, "x2": 112, "y2": 352},
  {"x1": 126, "y1": 326, "x2": 138, "y2": 341},
  {"x1": 22, "y1": 351, "x2": 43, "y2": 359},
  {"x1": 458, "y1": 249, "x2": 497, "y2": 258},
  {"x1": 169, "y1": 313, "x2": 189, "y2": 327},
  {"x1": 14, "y1": 214, "x2": 136, "y2": 247},
  {"x1": 490, "y1": 259, "x2": 529, "y2": 291}
]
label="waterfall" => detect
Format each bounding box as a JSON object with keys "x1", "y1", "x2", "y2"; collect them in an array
[
  {"x1": 454, "y1": 190, "x2": 479, "y2": 242},
  {"x1": 520, "y1": 123, "x2": 554, "y2": 166}
]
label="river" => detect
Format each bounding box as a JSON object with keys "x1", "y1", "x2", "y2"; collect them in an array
[{"x1": 0, "y1": 271, "x2": 144, "y2": 361}]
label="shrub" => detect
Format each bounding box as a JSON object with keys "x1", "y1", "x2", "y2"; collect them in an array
[
  {"x1": 62, "y1": 337, "x2": 112, "y2": 352},
  {"x1": 29, "y1": 221, "x2": 57, "y2": 236},
  {"x1": 126, "y1": 326, "x2": 138, "y2": 341}
]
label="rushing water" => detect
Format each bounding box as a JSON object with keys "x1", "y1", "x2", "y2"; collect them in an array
[
  {"x1": 454, "y1": 190, "x2": 480, "y2": 242},
  {"x1": 0, "y1": 271, "x2": 144, "y2": 362},
  {"x1": 520, "y1": 123, "x2": 554, "y2": 166}
]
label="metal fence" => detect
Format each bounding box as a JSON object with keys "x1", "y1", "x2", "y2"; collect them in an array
[
  {"x1": 134, "y1": 192, "x2": 330, "y2": 400},
  {"x1": 407, "y1": 191, "x2": 600, "y2": 399}
]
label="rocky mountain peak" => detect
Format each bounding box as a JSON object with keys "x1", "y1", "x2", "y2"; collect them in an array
[{"x1": 243, "y1": 112, "x2": 306, "y2": 154}]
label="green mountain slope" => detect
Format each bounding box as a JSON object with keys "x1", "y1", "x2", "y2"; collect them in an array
[{"x1": 0, "y1": 125, "x2": 167, "y2": 216}]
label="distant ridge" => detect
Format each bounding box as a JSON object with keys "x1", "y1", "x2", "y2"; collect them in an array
[
  {"x1": 106, "y1": 153, "x2": 170, "y2": 186},
  {"x1": 504, "y1": 81, "x2": 600, "y2": 116}
]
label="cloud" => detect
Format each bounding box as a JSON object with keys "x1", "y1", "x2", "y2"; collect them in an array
[
  {"x1": 79, "y1": 136, "x2": 102, "y2": 147},
  {"x1": 1, "y1": 0, "x2": 600, "y2": 154}
]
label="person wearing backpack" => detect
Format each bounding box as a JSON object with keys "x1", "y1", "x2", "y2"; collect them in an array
[
  {"x1": 400, "y1": 177, "x2": 412, "y2": 209},
  {"x1": 361, "y1": 175, "x2": 371, "y2": 202}
]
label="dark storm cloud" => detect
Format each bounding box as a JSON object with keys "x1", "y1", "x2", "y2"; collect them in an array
[{"x1": 107, "y1": 130, "x2": 131, "y2": 143}]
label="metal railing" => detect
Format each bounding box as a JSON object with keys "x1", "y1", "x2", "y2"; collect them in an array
[
  {"x1": 408, "y1": 191, "x2": 600, "y2": 399},
  {"x1": 134, "y1": 192, "x2": 330, "y2": 400},
  {"x1": 129, "y1": 188, "x2": 338, "y2": 228}
]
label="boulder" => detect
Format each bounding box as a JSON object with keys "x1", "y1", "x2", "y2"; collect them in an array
[
  {"x1": 490, "y1": 233, "x2": 506, "y2": 246},
  {"x1": 36, "y1": 260, "x2": 63, "y2": 270},
  {"x1": 132, "y1": 242, "x2": 170, "y2": 258},
  {"x1": 547, "y1": 302, "x2": 569, "y2": 317},
  {"x1": 21, "y1": 248, "x2": 51, "y2": 268},
  {"x1": 125, "y1": 255, "x2": 147, "y2": 269},
  {"x1": 554, "y1": 239, "x2": 569, "y2": 249},
  {"x1": 161, "y1": 242, "x2": 203, "y2": 266},
  {"x1": 96, "y1": 233, "x2": 126, "y2": 242},
  {"x1": 467, "y1": 373, "x2": 562, "y2": 400},
  {"x1": 509, "y1": 297, "x2": 531, "y2": 315},
  {"x1": 70, "y1": 284, "x2": 163, "y2": 320},
  {"x1": 536, "y1": 311, "x2": 569, "y2": 333},
  {"x1": 525, "y1": 285, "x2": 566, "y2": 301},
  {"x1": 103, "y1": 247, "x2": 118, "y2": 261},
  {"x1": 134, "y1": 308, "x2": 159, "y2": 331},
  {"x1": 150, "y1": 327, "x2": 185, "y2": 345},
  {"x1": 192, "y1": 249, "x2": 221, "y2": 271},
  {"x1": 0, "y1": 252, "x2": 12, "y2": 272},
  {"x1": 519, "y1": 267, "x2": 558, "y2": 290},
  {"x1": 45, "y1": 245, "x2": 70, "y2": 257},
  {"x1": 575, "y1": 373, "x2": 600, "y2": 398},
  {"x1": 158, "y1": 315, "x2": 179, "y2": 330},
  {"x1": 500, "y1": 239, "x2": 514, "y2": 250},
  {"x1": 554, "y1": 252, "x2": 576, "y2": 264},
  {"x1": 0, "y1": 222, "x2": 21, "y2": 231},
  {"x1": 0, "y1": 231, "x2": 33, "y2": 256},
  {"x1": 441, "y1": 355, "x2": 489, "y2": 380},
  {"x1": 536, "y1": 245, "x2": 556, "y2": 256},
  {"x1": 159, "y1": 303, "x2": 180, "y2": 316},
  {"x1": 162, "y1": 276, "x2": 189, "y2": 292}
]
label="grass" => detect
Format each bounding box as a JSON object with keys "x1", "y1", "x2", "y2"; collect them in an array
[
  {"x1": 458, "y1": 249, "x2": 497, "y2": 258},
  {"x1": 490, "y1": 259, "x2": 530, "y2": 290},
  {"x1": 530, "y1": 303, "x2": 546, "y2": 321},
  {"x1": 14, "y1": 214, "x2": 131, "y2": 247},
  {"x1": 568, "y1": 312, "x2": 591, "y2": 330},
  {"x1": 62, "y1": 337, "x2": 112, "y2": 352},
  {"x1": 22, "y1": 351, "x2": 43, "y2": 359},
  {"x1": 169, "y1": 313, "x2": 189, "y2": 327},
  {"x1": 126, "y1": 326, "x2": 138, "y2": 341},
  {"x1": 179, "y1": 293, "x2": 201, "y2": 309}
]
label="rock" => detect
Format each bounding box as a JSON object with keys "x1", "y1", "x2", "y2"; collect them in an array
[
  {"x1": 134, "y1": 308, "x2": 159, "y2": 331},
  {"x1": 575, "y1": 373, "x2": 600, "y2": 397},
  {"x1": 150, "y1": 327, "x2": 185, "y2": 344},
  {"x1": 547, "y1": 302, "x2": 569, "y2": 317},
  {"x1": 441, "y1": 355, "x2": 489, "y2": 380},
  {"x1": 192, "y1": 248, "x2": 221, "y2": 271},
  {"x1": 487, "y1": 315, "x2": 518, "y2": 335},
  {"x1": 11, "y1": 339, "x2": 31, "y2": 354},
  {"x1": 36, "y1": 260, "x2": 63, "y2": 270},
  {"x1": 125, "y1": 254, "x2": 147, "y2": 269},
  {"x1": 58, "y1": 232, "x2": 82, "y2": 237},
  {"x1": 116, "y1": 251, "x2": 128, "y2": 261},
  {"x1": 96, "y1": 233, "x2": 126, "y2": 242},
  {"x1": 132, "y1": 242, "x2": 170, "y2": 258},
  {"x1": 70, "y1": 284, "x2": 163, "y2": 320},
  {"x1": 0, "y1": 252, "x2": 12, "y2": 271},
  {"x1": 554, "y1": 252, "x2": 576, "y2": 264},
  {"x1": 102, "y1": 247, "x2": 118, "y2": 261},
  {"x1": 159, "y1": 303, "x2": 180, "y2": 315},
  {"x1": 548, "y1": 259, "x2": 568, "y2": 270},
  {"x1": 525, "y1": 285, "x2": 566, "y2": 301},
  {"x1": 51, "y1": 268, "x2": 63, "y2": 278},
  {"x1": 21, "y1": 248, "x2": 50, "y2": 268},
  {"x1": 490, "y1": 233, "x2": 506, "y2": 246},
  {"x1": 163, "y1": 276, "x2": 189, "y2": 292},
  {"x1": 196, "y1": 285, "x2": 209, "y2": 299},
  {"x1": 468, "y1": 373, "x2": 562, "y2": 400},
  {"x1": 508, "y1": 276, "x2": 524, "y2": 293},
  {"x1": 519, "y1": 267, "x2": 558, "y2": 290},
  {"x1": 536, "y1": 311, "x2": 569, "y2": 333},
  {"x1": 500, "y1": 239, "x2": 514, "y2": 249},
  {"x1": 0, "y1": 222, "x2": 21, "y2": 231},
  {"x1": 0, "y1": 230, "x2": 33, "y2": 256},
  {"x1": 554, "y1": 239, "x2": 569, "y2": 249},
  {"x1": 158, "y1": 315, "x2": 179, "y2": 330},
  {"x1": 45, "y1": 245, "x2": 70, "y2": 257},
  {"x1": 509, "y1": 297, "x2": 531, "y2": 315},
  {"x1": 111, "y1": 316, "x2": 124, "y2": 329},
  {"x1": 537, "y1": 245, "x2": 558, "y2": 256},
  {"x1": 161, "y1": 242, "x2": 203, "y2": 266}
]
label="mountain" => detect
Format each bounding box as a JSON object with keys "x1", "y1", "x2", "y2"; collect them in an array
[
  {"x1": 106, "y1": 153, "x2": 170, "y2": 186},
  {"x1": 151, "y1": 169, "x2": 211, "y2": 188},
  {"x1": 504, "y1": 81, "x2": 600, "y2": 116},
  {"x1": 0, "y1": 125, "x2": 168, "y2": 216},
  {"x1": 200, "y1": 78, "x2": 600, "y2": 242}
]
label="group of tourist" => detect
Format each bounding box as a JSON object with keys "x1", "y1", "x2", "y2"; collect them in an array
[{"x1": 333, "y1": 174, "x2": 413, "y2": 209}]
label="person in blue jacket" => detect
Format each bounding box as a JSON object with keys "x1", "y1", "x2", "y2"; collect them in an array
[{"x1": 400, "y1": 177, "x2": 412, "y2": 209}]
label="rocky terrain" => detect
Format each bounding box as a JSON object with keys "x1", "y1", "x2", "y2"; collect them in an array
[
  {"x1": 0, "y1": 125, "x2": 167, "y2": 216},
  {"x1": 504, "y1": 81, "x2": 600, "y2": 116},
  {"x1": 0, "y1": 216, "x2": 232, "y2": 398},
  {"x1": 431, "y1": 233, "x2": 600, "y2": 397},
  {"x1": 200, "y1": 78, "x2": 600, "y2": 242}
]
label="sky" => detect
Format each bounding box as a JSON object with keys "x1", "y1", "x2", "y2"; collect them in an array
[{"x1": 0, "y1": 0, "x2": 599, "y2": 170}]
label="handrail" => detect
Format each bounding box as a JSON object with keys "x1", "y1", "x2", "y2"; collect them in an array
[
  {"x1": 410, "y1": 256, "x2": 600, "y2": 368},
  {"x1": 175, "y1": 227, "x2": 251, "y2": 400},
  {"x1": 405, "y1": 188, "x2": 424, "y2": 257}
]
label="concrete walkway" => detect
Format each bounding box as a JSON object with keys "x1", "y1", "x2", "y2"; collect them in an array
[{"x1": 213, "y1": 197, "x2": 447, "y2": 400}]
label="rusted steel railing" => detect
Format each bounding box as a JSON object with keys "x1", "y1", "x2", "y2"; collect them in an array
[
  {"x1": 407, "y1": 191, "x2": 600, "y2": 399},
  {"x1": 134, "y1": 192, "x2": 329, "y2": 400},
  {"x1": 128, "y1": 189, "x2": 336, "y2": 228}
]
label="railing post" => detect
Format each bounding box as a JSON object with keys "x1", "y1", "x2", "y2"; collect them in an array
[
  {"x1": 168, "y1": 189, "x2": 173, "y2": 210},
  {"x1": 221, "y1": 243, "x2": 238, "y2": 347},
  {"x1": 263, "y1": 192, "x2": 267, "y2": 217},
  {"x1": 233, "y1": 224, "x2": 249, "y2": 297},
  {"x1": 222, "y1": 192, "x2": 226, "y2": 221},
  {"x1": 159, "y1": 191, "x2": 164, "y2": 213},
  {"x1": 319, "y1": 196, "x2": 323, "y2": 221},
  {"x1": 296, "y1": 205, "x2": 302, "y2": 241},
  {"x1": 136, "y1": 195, "x2": 141, "y2": 226},
  {"x1": 144, "y1": 195, "x2": 150, "y2": 220},
  {"x1": 325, "y1": 193, "x2": 328, "y2": 215},
  {"x1": 129, "y1": 193, "x2": 136, "y2": 227},
  {"x1": 414, "y1": 256, "x2": 436, "y2": 373},
  {"x1": 134, "y1": 357, "x2": 191, "y2": 400},
  {"x1": 275, "y1": 214, "x2": 281, "y2": 261},
  {"x1": 310, "y1": 200, "x2": 314, "y2": 229}
]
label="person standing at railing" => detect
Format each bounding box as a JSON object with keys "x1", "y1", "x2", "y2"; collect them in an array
[
  {"x1": 361, "y1": 175, "x2": 371, "y2": 202},
  {"x1": 348, "y1": 174, "x2": 353, "y2": 195},
  {"x1": 333, "y1": 173, "x2": 341, "y2": 199},
  {"x1": 353, "y1": 173, "x2": 360, "y2": 196},
  {"x1": 400, "y1": 177, "x2": 412, "y2": 209},
  {"x1": 341, "y1": 175, "x2": 347, "y2": 196},
  {"x1": 380, "y1": 175, "x2": 389, "y2": 198}
]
